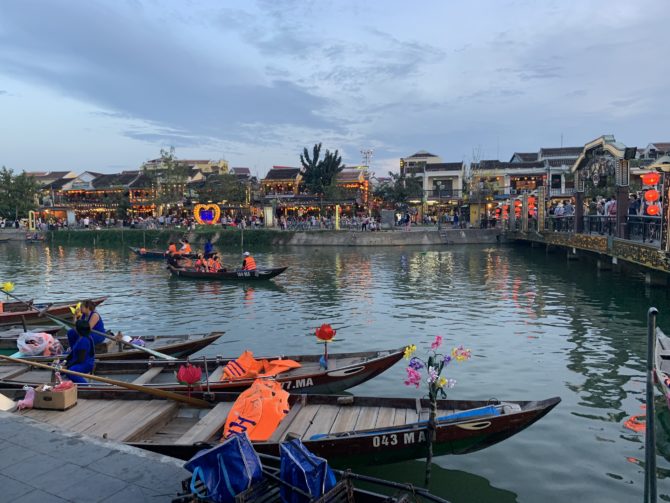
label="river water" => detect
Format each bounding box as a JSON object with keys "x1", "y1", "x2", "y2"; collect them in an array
[{"x1": 1, "y1": 240, "x2": 669, "y2": 502}]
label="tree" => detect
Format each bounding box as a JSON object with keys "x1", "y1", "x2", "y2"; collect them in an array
[
  {"x1": 0, "y1": 167, "x2": 40, "y2": 220},
  {"x1": 375, "y1": 171, "x2": 423, "y2": 206},
  {"x1": 300, "y1": 143, "x2": 345, "y2": 195},
  {"x1": 196, "y1": 173, "x2": 246, "y2": 204},
  {"x1": 141, "y1": 147, "x2": 190, "y2": 213}
]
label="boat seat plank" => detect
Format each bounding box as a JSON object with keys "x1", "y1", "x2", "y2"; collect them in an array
[
  {"x1": 354, "y1": 407, "x2": 380, "y2": 432},
  {"x1": 405, "y1": 409, "x2": 419, "y2": 425},
  {"x1": 391, "y1": 408, "x2": 407, "y2": 427},
  {"x1": 303, "y1": 405, "x2": 340, "y2": 440},
  {"x1": 176, "y1": 402, "x2": 233, "y2": 444},
  {"x1": 269, "y1": 401, "x2": 305, "y2": 442},
  {"x1": 208, "y1": 365, "x2": 225, "y2": 382},
  {"x1": 282, "y1": 404, "x2": 321, "y2": 439},
  {"x1": 131, "y1": 367, "x2": 163, "y2": 385},
  {"x1": 122, "y1": 402, "x2": 179, "y2": 442},
  {"x1": 0, "y1": 365, "x2": 30, "y2": 380},
  {"x1": 329, "y1": 406, "x2": 362, "y2": 434},
  {"x1": 9, "y1": 370, "x2": 53, "y2": 384},
  {"x1": 86, "y1": 401, "x2": 176, "y2": 441},
  {"x1": 80, "y1": 400, "x2": 145, "y2": 438},
  {"x1": 59, "y1": 400, "x2": 120, "y2": 430},
  {"x1": 374, "y1": 407, "x2": 397, "y2": 429}
]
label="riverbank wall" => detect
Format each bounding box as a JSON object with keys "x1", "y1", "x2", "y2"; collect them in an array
[{"x1": 38, "y1": 227, "x2": 501, "y2": 248}]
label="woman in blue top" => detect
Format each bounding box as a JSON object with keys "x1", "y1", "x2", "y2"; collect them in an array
[
  {"x1": 67, "y1": 300, "x2": 106, "y2": 348},
  {"x1": 65, "y1": 319, "x2": 95, "y2": 384}
]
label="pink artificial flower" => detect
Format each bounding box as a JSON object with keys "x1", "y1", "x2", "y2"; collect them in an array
[
  {"x1": 404, "y1": 367, "x2": 422, "y2": 388},
  {"x1": 430, "y1": 335, "x2": 443, "y2": 350}
]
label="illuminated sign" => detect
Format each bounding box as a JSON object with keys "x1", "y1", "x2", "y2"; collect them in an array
[{"x1": 194, "y1": 203, "x2": 221, "y2": 225}]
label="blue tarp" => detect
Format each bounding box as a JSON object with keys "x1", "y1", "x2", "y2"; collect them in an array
[{"x1": 280, "y1": 439, "x2": 336, "y2": 503}]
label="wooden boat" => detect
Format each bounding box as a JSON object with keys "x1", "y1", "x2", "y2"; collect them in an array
[
  {"x1": 654, "y1": 327, "x2": 670, "y2": 410},
  {"x1": 6, "y1": 388, "x2": 560, "y2": 466},
  {"x1": 129, "y1": 246, "x2": 197, "y2": 259},
  {"x1": 0, "y1": 348, "x2": 403, "y2": 394},
  {"x1": 168, "y1": 264, "x2": 288, "y2": 281},
  {"x1": 0, "y1": 332, "x2": 224, "y2": 361},
  {"x1": 176, "y1": 452, "x2": 448, "y2": 503},
  {"x1": 0, "y1": 297, "x2": 107, "y2": 326},
  {"x1": 0, "y1": 326, "x2": 62, "y2": 351}
]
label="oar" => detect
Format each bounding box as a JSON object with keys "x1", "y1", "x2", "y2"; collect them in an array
[
  {"x1": 2, "y1": 291, "x2": 177, "y2": 361},
  {"x1": 0, "y1": 354, "x2": 211, "y2": 408}
]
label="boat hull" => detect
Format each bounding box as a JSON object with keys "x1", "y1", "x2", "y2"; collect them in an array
[
  {"x1": 168, "y1": 265, "x2": 288, "y2": 281},
  {"x1": 0, "y1": 297, "x2": 107, "y2": 326}
]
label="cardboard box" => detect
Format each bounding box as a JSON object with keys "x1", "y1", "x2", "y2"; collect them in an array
[{"x1": 33, "y1": 385, "x2": 77, "y2": 410}]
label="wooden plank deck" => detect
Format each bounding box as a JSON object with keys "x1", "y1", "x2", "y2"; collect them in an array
[
  {"x1": 353, "y1": 406, "x2": 380, "y2": 432},
  {"x1": 329, "y1": 406, "x2": 361, "y2": 434},
  {"x1": 131, "y1": 367, "x2": 163, "y2": 385},
  {"x1": 176, "y1": 402, "x2": 233, "y2": 444},
  {"x1": 302, "y1": 405, "x2": 340, "y2": 440},
  {"x1": 281, "y1": 404, "x2": 320, "y2": 439}
]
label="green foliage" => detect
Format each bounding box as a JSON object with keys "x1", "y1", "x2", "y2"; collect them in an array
[
  {"x1": 375, "y1": 171, "x2": 423, "y2": 206},
  {"x1": 196, "y1": 173, "x2": 246, "y2": 203},
  {"x1": 0, "y1": 166, "x2": 40, "y2": 219},
  {"x1": 142, "y1": 147, "x2": 190, "y2": 211},
  {"x1": 300, "y1": 143, "x2": 345, "y2": 195}
]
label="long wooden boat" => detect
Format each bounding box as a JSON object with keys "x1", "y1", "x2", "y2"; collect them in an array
[
  {"x1": 0, "y1": 297, "x2": 107, "y2": 326},
  {"x1": 1, "y1": 332, "x2": 224, "y2": 361},
  {"x1": 6, "y1": 388, "x2": 560, "y2": 466},
  {"x1": 654, "y1": 327, "x2": 670, "y2": 410},
  {"x1": 0, "y1": 348, "x2": 403, "y2": 394},
  {"x1": 177, "y1": 452, "x2": 448, "y2": 503},
  {"x1": 168, "y1": 264, "x2": 288, "y2": 281},
  {"x1": 129, "y1": 246, "x2": 197, "y2": 260}
]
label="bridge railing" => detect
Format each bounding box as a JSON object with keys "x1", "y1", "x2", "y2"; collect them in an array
[{"x1": 538, "y1": 215, "x2": 663, "y2": 247}]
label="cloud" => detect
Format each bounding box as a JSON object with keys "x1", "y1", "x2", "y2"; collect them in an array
[
  {"x1": 0, "y1": 89, "x2": 7, "y2": 95},
  {"x1": 0, "y1": 1, "x2": 333, "y2": 146}
]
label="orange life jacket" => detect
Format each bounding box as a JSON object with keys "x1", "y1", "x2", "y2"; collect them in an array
[
  {"x1": 195, "y1": 258, "x2": 206, "y2": 270},
  {"x1": 168, "y1": 244, "x2": 177, "y2": 254},
  {"x1": 208, "y1": 258, "x2": 220, "y2": 272},
  {"x1": 223, "y1": 379, "x2": 290, "y2": 441},
  {"x1": 221, "y1": 351, "x2": 301, "y2": 381},
  {"x1": 243, "y1": 256, "x2": 257, "y2": 271},
  {"x1": 182, "y1": 244, "x2": 192, "y2": 254}
]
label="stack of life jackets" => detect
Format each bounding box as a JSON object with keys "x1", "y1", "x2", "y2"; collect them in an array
[
  {"x1": 223, "y1": 379, "x2": 290, "y2": 441},
  {"x1": 221, "y1": 351, "x2": 301, "y2": 381}
]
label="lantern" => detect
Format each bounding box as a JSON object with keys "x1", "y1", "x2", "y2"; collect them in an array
[
  {"x1": 528, "y1": 197, "x2": 536, "y2": 206},
  {"x1": 647, "y1": 205, "x2": 660, "y2": 216},
  {"x1": 514, "y1": 200, "x2": 522, "y2": 207},
  {"x1": 177, "y1": 363, "x2": 202, "y2": 385},
  {"x1": 315, "y1": 324, "x2": 336, "y2": 342},
  {"x1": 641, "y1": 173, "x2": 661, "y2": 186},
  {"x1": 644, "y1": 190, "x2": 660, "y2": 203}
]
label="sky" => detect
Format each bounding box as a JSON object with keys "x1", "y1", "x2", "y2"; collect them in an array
[{"x1": 0, "y1": 0, "x2": 669, "y2": 178}]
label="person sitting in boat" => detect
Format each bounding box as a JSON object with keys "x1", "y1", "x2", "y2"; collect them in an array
[
  {"x1": 194, "y1": 254, "x2": 207, "y2": 272},
  {"x1": 204, "y1": 238, "x2": 214, "y2": 259},
  {"x1": 67, "y1": 300, "x2": 106, "y2": 348},
  {"x1": 179, "y1": 239, "x2": 192, "y2": 254},
  {"x1": 208, "y1": 254, "x2": 222, "y2": 272},
  {"x1": 242, "y1": 251, "x2": 256, "y2": 271},
  {"x1": 166, "y1": 242, "x2": 178, "y2": 255},
  {"x1": 65, "y1": 319, "x2": 96, "y2": 384}
]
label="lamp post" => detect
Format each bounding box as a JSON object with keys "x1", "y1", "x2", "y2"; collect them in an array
[{"x1": 437, "y1": 181, "x2": 443, "y2": 230}]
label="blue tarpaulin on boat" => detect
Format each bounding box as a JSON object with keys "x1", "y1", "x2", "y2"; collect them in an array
[
  {"x1": 280, "y1": 439, "x2": 336, "y2": 503},
  {"x1": 184, "y1": 433, "x2": 262, "y2": 503}
]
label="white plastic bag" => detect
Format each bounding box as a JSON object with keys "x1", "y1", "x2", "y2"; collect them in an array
[{"x1": 17, "y1": 332, "x2": 51, "y2": 356}]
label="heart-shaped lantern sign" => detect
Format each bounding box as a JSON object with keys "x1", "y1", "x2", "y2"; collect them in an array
[{"x1": 194, "y1": 204, "x2": 221, "y2": 225}]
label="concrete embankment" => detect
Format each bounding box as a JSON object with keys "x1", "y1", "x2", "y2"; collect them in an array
[{"x1": 7, "y1": 227, "x2": 501, "y2": 248}]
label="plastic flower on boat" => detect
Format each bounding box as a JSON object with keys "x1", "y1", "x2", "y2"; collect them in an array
[
  {"x1": 403, "y1": 344, "x2": 417, "y2": 360},
  {"x1": 1, "y1": 282, "x2": 14, "y2": 293},
  {"x1": 404, "y1": 367, "x2": 422, "y2": 388},
  {"x1": 426, "y1": 366, "x2": 438, "y2": 384},
  {"x1": 443, "y1": 354, "x2": 452, "y2": 365},
  {"x1": 69, "y1": 302, "x2": 82, "y2": 318},
  {"x1": 452, "y1": 346, "x2": 472, "y2": 362},
  {"x1": 408, "y1": 357, "x2": 424, "y2": 370},
  {"x1": 430, "y1": 335, "x2": 443, "y2": 350},
  {"x1": 438, "y1": 377, "x2": 456, "y2": 389}
]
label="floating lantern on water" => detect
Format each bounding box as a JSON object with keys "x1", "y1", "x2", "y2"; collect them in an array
[{"x1": 641, "y1": 173, "x2": 661, "y2": 186}]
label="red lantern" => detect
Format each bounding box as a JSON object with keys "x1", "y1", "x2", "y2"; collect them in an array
[
  {"x1": 528, "y1": 197, "x2": 536, "y2": 206},
  {"x1": 644, "y1": 190, "x2": 660, "y2": 202},
  {"x1": 315, "y1": 324, "x2": 336, "y2": 342},
  {"x1": 641, "y1": 173, "x2": 661, "y2": 186},
  {"x1": 514, "y1": 200, "x2": 522, "y2": 207},
  {"x1": 647, "y1": 205, "x2": 660, "y2": 216},
  {"x1": 177, "y1": 363, "x2": 202, "y2": 385}
]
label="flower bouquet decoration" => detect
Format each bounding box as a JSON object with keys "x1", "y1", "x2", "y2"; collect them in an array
[{"x1": 403, "y1": 336, "x2": 471, "y2": 484}]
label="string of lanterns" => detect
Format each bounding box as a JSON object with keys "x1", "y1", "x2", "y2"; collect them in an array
[{"x1": 641, "y1": 172, "x2": 661, "y2": 216}]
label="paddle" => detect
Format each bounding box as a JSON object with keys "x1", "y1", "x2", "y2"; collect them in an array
[
  {"x1": 1, "y1": 290, "x2": 177, "y2": 361},
  {"x1": 0, "y1": 354, "x2": 211, "y2": 408}
]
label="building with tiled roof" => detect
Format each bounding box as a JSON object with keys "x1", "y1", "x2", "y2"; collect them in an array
[
  {"x1": 510, "y1": 152, "x2": 539, "y2": 163},
  {"x1": 261, "y1": 166, "x2": 302, "y2": 195}
]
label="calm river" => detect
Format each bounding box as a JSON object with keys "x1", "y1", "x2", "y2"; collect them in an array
[{"x1": 1, "y1": 240, "x2": 669, "y2": 502}]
